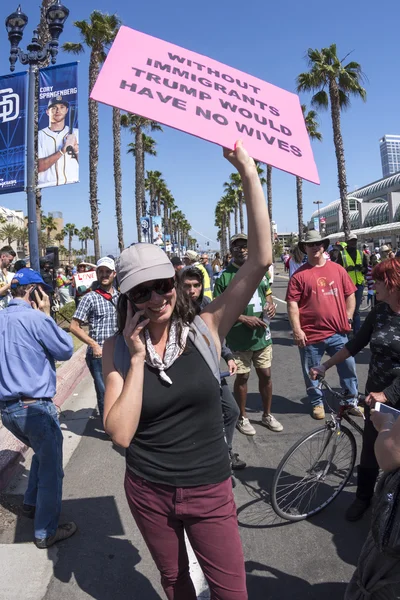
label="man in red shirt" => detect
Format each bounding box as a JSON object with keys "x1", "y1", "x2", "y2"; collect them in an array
[{"x1": 286, "y1": 230, "x2": 359, "y2": 420}]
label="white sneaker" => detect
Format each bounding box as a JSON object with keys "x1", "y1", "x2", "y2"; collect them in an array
[
  {"x1": 262, "y1": 414, "x2": 283, "y2": 432},
  {"x1": 236, "y1": 416, "x2": 256, "y2": 436}
]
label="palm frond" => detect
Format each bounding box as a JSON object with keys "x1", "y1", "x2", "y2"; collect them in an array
[
  {"x1": 311, "y1": 90, "x2": 329, "y2": 110},
  {"x1": 62, "y1": 42, "x2": 84, "y2": 55}
]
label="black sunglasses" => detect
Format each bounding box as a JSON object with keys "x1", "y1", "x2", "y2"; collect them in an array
[
  {"x1": 128, "y1": 277, "x2": 175, "y2": 304},
  {"x1": 305, "y1": 242, "x2": 323, "y2": 247}
]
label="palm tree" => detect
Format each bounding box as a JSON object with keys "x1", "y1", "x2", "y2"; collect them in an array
[
  {"x1": 54, "y1": 232, "x2": 65, "y2": 246},
  {"x1": 59, "y1": 245, "x2": 68, "y2": 260},
  {"x1": 79, "y1": 226, "x2": 94, "y2": 257},
  {"x1": 41, "y1": 214, "x2": 58, "y2": 245},
  {"x1": 215, "y1": 198, "x2": 229, "y2": 256},
  {"x1": 297, "y1": 45, "x2": 366, "y2": 239},
  {"x1": 0, "y1": 224, "x2": 19, "y2": 245},
  {"x1": 16, "y1": 227, "x2": 29, "y2": 250},
  {"x1": 223, "y1": 184, "x2": 239, "y2": 235},
  {"x1": 127, "y1": 134, "x2": 158, "y2": 217},
  {"x1": 63, "y1": 223, "x2": 79, "y2": 265},
  {"x1": 121, "y1": 114, "x2": 162, "y2": 240},
  {"x1": 296, "y1": 106, "x2": 322, "y2": 240},
  {"x1": 63, "y1": 11, "x2": 121, "y2": 260},
  {"x1": 145, "y1": 170, "x2": 164, "y2": 217},
  {"x1": 161, "y1": 189, "x2": 175, "y2": 236},
  {"x1": 225, "y1": 173, "x2": 244, "y2": 232},
  {"x1": 113, "y1": 107, "x2": 124, "y2": 253},
  {"x1": 171, "y1": 210, "x2": 185, "y2": 250}
]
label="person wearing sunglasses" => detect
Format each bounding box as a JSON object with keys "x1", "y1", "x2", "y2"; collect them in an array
[
  {"x1": 286, "y1": 229, "x2": 360, "y2": 421},
  {"x1": 102, "y1": 141, "x2": 272, "y2": 600}
]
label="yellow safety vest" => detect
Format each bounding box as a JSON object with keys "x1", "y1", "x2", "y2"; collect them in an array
[
  {"x1": 196, "y1": 263, "x2": 213, "y2": 300},
  {"x1": 341, "y1": 249, "x2": 364, "y2": 285}
]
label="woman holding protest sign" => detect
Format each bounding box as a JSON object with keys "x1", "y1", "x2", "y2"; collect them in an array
[{"x1": 102, "y1": 140, "x2": 272, "y2": 600}]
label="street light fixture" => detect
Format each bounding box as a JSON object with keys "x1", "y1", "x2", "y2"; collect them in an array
[{"x1": 5, "y1": 1, "x2": 69, "y2": 271}]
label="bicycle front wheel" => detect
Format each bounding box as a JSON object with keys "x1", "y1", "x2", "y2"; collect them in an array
[{"x1": 271, "y1": 424, "x2": 356, "y2": 521}]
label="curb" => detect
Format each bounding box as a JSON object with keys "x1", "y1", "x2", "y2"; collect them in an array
[{"x1": 0, "y1": 345, "x2": 89, "y2": 491}]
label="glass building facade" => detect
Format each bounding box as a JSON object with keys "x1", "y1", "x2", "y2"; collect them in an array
[{"x1": 380, "y1": 135, "x2": 400, "y2": 177}]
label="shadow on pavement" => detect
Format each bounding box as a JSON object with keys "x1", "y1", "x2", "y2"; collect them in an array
[
  {"x1": 59, "y1": 409, "x2": 125, "y2": 457},
  {"x1": 235, "y1": 465, "x2": 369, "y2": 568},
  {"x1": 246, "y1": 561, "x2": 349, "y2": 599},
  {"x1": 10, "y1": 496, "x2": 161, "y2": 599},
  {"x1": 246, "y1": 393, "x2": 307, "y2": 416}
]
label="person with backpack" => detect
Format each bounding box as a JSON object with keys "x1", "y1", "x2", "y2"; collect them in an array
[{"x1": 101, "y1": 141, "x2": 271, "y2": 600}]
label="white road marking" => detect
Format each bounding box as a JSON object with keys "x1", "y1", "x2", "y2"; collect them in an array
[
  {"x1": 185, "y1": 532, "x2": 210, "y2": 599},
  {"x1": 273, "y1": 296, "x2": 287, "y2": 305}
]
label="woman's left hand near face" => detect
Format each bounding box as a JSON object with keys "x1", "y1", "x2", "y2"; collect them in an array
[{"x1": 123, "y1": 301, "x2": 150, "y2": 358}]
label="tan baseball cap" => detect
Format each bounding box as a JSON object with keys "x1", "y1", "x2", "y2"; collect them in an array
[
  {"x1": 183, "y1": 250, "x2": 198, "y2": 261},
  {"x1": 117, "y1": 243, "x2": 175, "y2": 294}
]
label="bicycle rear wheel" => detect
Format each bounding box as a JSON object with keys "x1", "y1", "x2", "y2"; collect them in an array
[{"x1": 271, "y1": 424, "x2": 356, "y2": 521}]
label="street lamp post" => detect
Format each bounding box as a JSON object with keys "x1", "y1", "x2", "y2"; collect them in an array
[
  {"x1": 5, "y1": 2, "x2": 69, "y2": 272},
  {"x1": 313, "y1": 200, "x2": 323, "y2": 231}
]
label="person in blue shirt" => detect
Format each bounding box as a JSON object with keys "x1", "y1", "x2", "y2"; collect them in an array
[{"x1": 0, "y1": 268, "x2": 76, "y2": 549}]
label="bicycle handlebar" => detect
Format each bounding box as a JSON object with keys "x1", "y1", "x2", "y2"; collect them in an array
[{"x1": 317, "y1": 377, "x2": 365, "y2": 404}]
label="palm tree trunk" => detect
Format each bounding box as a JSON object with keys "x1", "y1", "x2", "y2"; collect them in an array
[
  {"x1": 89, "y1": 53, "x2": 101, "y2": 260},
  {"x1": 113, "y1": 107, "x2": 124, "y2": 253},
  {"x1": 85, "y1": 239, "x2": 88, "y2": 257},
  {"x1": 163, "y1": 202, "x2": 168, "y2": 235},
  {"x1": 234, "y1": 206, "x2": 238, "y2": 235},
  {"x1": 227, "y1": 215, "x2": 231, "y2": 243},
  {"x1": 296, "y1": 176, "x2": 304, "y2": 241},
  {"x1": 141, "y1": 144, "x2": 146, "y2": 218},
  {"x1": 329, "y1": 79, "x2": 350, "y2": 239},
  {"x1": 238, "y1": 192, "x2": 244, "y2": 232},
  {"x1": 266, "y1": 165, "x2": 274, "y2": 258},
  {"x1": 222, "y1": 214, "x2": 227, "y2": 256},
  {"x1": 69, "y1": 234, "x2": 72, "y2": 265},
  {"x1": 135, "y1": 128, "x2": 144, "y2": 241}
]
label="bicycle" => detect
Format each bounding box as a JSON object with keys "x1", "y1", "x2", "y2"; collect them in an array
[{"x1": 271, "y1": 379, "x2": 365, "y2": 522}]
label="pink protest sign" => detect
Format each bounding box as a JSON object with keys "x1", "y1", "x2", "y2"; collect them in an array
[{"x1": 91, "y1": 26, "x2": 319, "y2": 184}]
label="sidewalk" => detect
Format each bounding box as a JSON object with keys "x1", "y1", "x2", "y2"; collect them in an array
[{"x1": 0, "y1": 345, "x2": 89, "y2": 491}]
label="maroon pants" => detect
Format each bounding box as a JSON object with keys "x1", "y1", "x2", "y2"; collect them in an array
[{"x1": 124, "y1": 470, "x2": 248, "y2": 600}]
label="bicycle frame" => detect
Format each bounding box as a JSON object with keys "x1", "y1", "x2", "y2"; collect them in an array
[{"x1": 307, "y1": 379, "x2": 364, "y2": 478}]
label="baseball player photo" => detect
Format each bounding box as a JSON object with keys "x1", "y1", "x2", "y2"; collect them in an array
[{"x1": 38, "y1": 95, "x2": 79, "y2": 188}]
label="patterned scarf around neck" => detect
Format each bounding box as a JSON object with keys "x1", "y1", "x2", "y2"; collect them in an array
[{"x1": 144, "y1": 317, "x2": 189, "y2": 385}]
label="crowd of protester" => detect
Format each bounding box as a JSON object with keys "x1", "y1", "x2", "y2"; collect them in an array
[{"x1": 1, "y1": 142, "x2": 400, "y2": 597}]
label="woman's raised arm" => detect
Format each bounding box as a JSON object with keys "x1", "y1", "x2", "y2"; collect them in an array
[{"x1": 202, "y1": 141, "x2": 272, "y2": 343}]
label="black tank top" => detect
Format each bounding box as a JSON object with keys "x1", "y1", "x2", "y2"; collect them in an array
[{"x1": 126, "y1": 339, "x2": 231, "y2": 487}]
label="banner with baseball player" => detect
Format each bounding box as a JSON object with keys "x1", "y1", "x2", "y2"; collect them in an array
[
  {"x1": 152, "y1": 215, "x2": 164, "y2": 246},
  {"x1": 0, "y1": 71, "x2": 27, "y2": 195},
  {"x1": 38, "y1": 62, "x2": 79, "y2": 189},
  {"x1": 140, "y1": 217, "x2": 150, "y2": 243}
]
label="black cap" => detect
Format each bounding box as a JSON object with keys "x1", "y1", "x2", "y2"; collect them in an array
[
  {"x1": 47, "y1": 95, "x2": 69, "y2": 109},
  {"x1": 171, "y1": 256, "x2": 183, "y2": 267}
]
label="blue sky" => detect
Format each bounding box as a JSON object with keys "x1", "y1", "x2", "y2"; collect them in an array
[{"x1": 0, "y1": 0, "x2": 399, "y2": 255}]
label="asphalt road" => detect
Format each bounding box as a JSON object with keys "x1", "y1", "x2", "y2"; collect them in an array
[{"x1": 0, "y1": 266, "x2": 374, "y2": 600}]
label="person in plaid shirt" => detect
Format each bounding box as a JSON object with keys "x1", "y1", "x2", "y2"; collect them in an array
[{"x1": 70, "y1": 257, "x2": 119, "y2": 421}]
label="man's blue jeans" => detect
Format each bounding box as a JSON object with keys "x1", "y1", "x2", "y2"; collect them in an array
[
  {"x1": 86, "y1": 354, "x2": 105, "y2": 420},
  {"x1": 299, "y1": 333, "x2": 358, "y2": 408},
  {"x1": 353, "y1": 284, "x2": 364, "y2": 334},
  {"x1": 0, "y1": 399, "x2": 63, "y2": 540}
]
